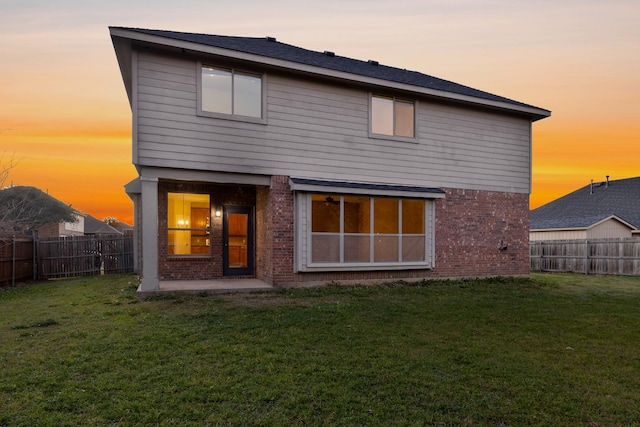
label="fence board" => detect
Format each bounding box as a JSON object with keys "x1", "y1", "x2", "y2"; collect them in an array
[
  {"x1": 0, "y1": 236, "x2": 34, "y2": 286},
  {"x1": 0, "y1": 234, "x2": 134, "y2": 285},
  {"x1": 38, "y1": 235, "x2": 134, "y2": 279},
  {"x1": 531, "y1": 238, "x2": 640, "y2": 276}
]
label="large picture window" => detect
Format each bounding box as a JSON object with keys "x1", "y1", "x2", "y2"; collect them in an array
[
  {"x1": 167, "y1": 193, "x2": 211, "y2": 255},
  {"x1": 200, "y1": 65, "x2": 262, "y2": 118},
  {"x1": 371, "y1": 95, "x2": 415, "y2": 138},
  {"x1": 309, "y1": 194, "x2": 430, "y2": 266}
]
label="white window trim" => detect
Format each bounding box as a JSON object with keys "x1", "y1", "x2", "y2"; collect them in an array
[
  {"x1": 295, "y1": 192, "x2": 436, "y2": 272},
  {"x1": 197, "y1": 61, "x2": 267, "y2": 125},
  {"x1": 368, "y1": 93, "x2": 418, "y2": 143}
]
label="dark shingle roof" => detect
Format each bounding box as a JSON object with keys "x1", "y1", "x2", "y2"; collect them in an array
[
  {"x1": 530, "y1": 177, "x2": 640, "y2": 230},
  {"x1": 113, "y1": 27, "x2": 547, "y2": 113},
  {"x1": 84, "y1": 214, "x2": 122, "y2": 235},
  {"x1": 289, "y1": 178, "x2": 445, "y2": 195}
]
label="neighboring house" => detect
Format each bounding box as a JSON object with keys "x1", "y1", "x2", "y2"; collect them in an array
[
  {"x1": 84, "y1": 214, "x2": 123, "y2": 235},
  {"x1": 38, "y1": 212, "x2": 85, "y2": 238},
  {"x1": 0, "y1": 186, "x2": 84, "y2": 237},
  {"x1": 110, "y1": 27, "x2": 550, "y2": 293},
  {"x1": 113, "y1": 221, "x2": 134, "y2": 235},
  {"x1": 38, "y1": 211, "x2": 85, "y2": 237},
  {"x1": 530, "y1": 176, "x2": 640, "y2": 241}
]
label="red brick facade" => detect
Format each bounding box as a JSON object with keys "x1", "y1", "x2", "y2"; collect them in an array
[
  {"x1": 157, "y1": 180, "x2": 256, "y2": 281},
  {"x1": 155, "y1": 176, "x2": 530, "y2": 284}
]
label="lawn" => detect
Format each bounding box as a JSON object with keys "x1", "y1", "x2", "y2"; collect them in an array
[{"x1": 1, "y1": 273, "x2": 639, "y2": 426}]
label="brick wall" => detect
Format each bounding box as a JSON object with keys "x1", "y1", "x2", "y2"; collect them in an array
[
  {"x1": 278, "y1": 186, "x2": 530, "y2": 285},
  {"x1": 432, "y1": 188, "x2": 530, "y2": 278},
  {"x1": 255, "y1": 186, "x2": 272, "y2": 283},
  {"x1": 260, "y1": 176, "x2": 296, "y2": 284},
  {"x1": 153, "y1": 178, "x2": 530, "y2": 284},
  {"x1": 157, "y1": 180, "x2": 256, "y2": 281}
]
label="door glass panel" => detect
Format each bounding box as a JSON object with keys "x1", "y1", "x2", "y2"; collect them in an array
[{"x1": 227, "y1": 213, "x2": 248, "y2": 268}]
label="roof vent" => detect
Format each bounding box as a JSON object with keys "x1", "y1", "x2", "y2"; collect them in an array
[
  {"x1": 265, "y1": 36, "x2": 276, "y2": 42},
  {"x1": 324, "y1": 51, "x2": 335, "y2": 57},
  {"x1": 368, "y1": 60, "x2": 379, "y2": 66},
  {"x1": 606, "y1": 175, "x2": 610, "y2": 188}
]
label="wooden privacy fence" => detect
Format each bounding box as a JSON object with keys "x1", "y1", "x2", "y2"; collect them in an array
[
  {"x1": 530, "y1": 238, "x2": 640, "y2": 276},
  {"x1": 0, "y1": 234, "x2": 134, "y2": 286},
  {"x1": 0, "y1": 235, "x2": 35, "y2": 286}
]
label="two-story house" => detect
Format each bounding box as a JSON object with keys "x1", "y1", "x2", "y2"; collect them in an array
[{"x1": 110, "y1": 27, "x2": 550, "y2": 294}]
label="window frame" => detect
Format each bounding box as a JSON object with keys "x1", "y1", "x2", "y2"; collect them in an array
[
  {"x1": 298, "y1": 193, "x2": 436, "y2": 271},
  {"x1": 369, "y1": 93, "x2": 418, "y2": 143},
  {"x1": 197, "y1": 62, "x2": 267, "y2": 124},
  {"x1": 167, "y1": 192, "x2": 211, "y2": 256}
]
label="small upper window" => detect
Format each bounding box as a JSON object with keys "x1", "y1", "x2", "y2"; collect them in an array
[
  {"x1": 201, "y1": 66, "x2": 262, "y2": 118},
  {"x1": 371, "y1": 95, "x2": 415, "y2": 138}
]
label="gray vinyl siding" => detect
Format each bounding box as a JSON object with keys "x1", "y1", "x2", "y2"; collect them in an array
[{"x1": 135, "y1": 50, "x2": 532, "y2": 193}]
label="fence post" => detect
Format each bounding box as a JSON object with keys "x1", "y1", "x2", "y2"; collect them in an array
[
  {"x1": 584, "y1": 240, "x2": 588, "y2": 275},
  {"x1": 32, "y1": 233, "x2": 38, "y2": 281},
  {"x1": 121, "y1": 234, "x2": 125, "y2": 273},
  {"x1": 12, "y1": 235, "x2": 16, "y2": 287}
]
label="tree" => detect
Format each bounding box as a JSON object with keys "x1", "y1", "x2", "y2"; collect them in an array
[
  {"x1": 0, "y1": 154, "x2": 77, "y2": 233},
  {"x1": 103, "y1": 216, "x2": 119, "y2": 226},
  {"x1": 0, "y1": 156, "x2": 77, "y2": 233},
  {"x1": 0, "y1": 186, "x2": 78, "y2": 233},
  {"x1": 0, "y1": 151, "x2": 18, "y2": 189}
]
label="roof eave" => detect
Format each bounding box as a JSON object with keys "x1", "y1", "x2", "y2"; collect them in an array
[
  {"x1": 531, "y1": 215, "x2": 637, "y2": 232},
  {"x1": 109, "y1": 29, "x2": 134, "y2": 105},
  {"x1": 530, "y1": 227, "x2": 588, "y2": 232},
  {"x1": 109, "y1": 27, "x2": 551, "y2": 122}
]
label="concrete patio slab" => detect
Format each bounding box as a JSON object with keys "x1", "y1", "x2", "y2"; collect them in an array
[{"x1": 137, "y1": 278, "x2": 273, "y2": 298}]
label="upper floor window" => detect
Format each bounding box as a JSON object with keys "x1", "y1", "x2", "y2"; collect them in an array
[
  {"x1": 371, "y1": 95, "x2": 415, "y2": 138},
  {"x1": 200, "y1": 65, "x2": 262, "y2": 119}
]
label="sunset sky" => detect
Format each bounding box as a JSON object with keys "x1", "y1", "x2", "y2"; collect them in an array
[{"x1": 1, "y1": 0, "x2": 638, "y2": 225}]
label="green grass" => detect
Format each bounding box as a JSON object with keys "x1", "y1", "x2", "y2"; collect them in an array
[{"x1": 1, "y1": 273, "x2": 639, "y2": 426}]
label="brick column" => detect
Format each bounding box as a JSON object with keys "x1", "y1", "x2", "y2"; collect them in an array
[{"x1": 256, "y1": 176, "x2": 295, "y2": 285}]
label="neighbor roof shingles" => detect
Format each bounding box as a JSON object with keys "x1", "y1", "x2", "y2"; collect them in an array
[{"x1": 530, "y1": 177, "x2": 640, "y2": 230}]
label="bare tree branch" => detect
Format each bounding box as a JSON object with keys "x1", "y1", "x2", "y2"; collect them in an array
[{"x1": 0, "y1": 151, "x2": 20, "y2": 189}]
